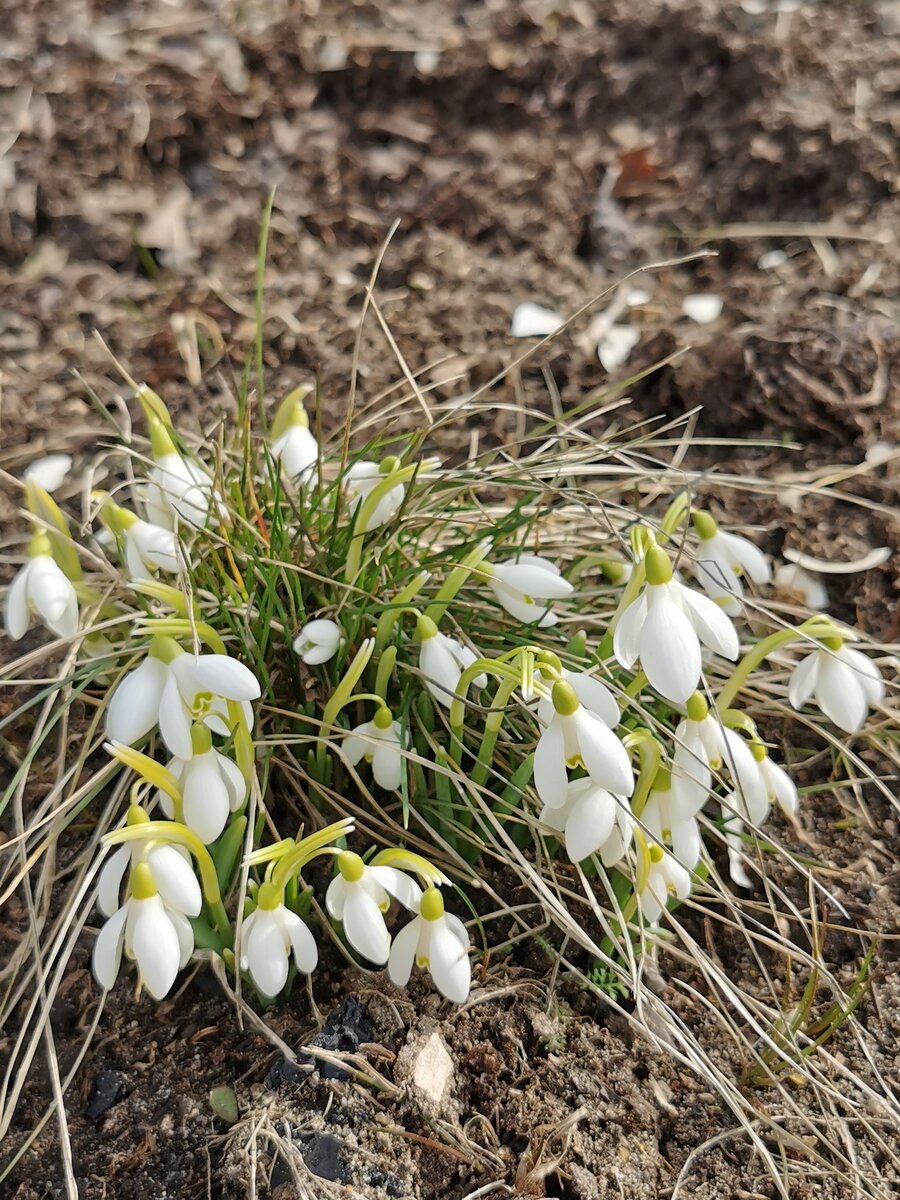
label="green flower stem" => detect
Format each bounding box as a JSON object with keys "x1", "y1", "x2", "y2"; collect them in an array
[
  {"x1": 374, "y1": 645, "x2": 397, "y2": 700},
  {"x1": 344, "y1": 463, "x2": 424, "y2": 581},
  {"x1": 472, "y1": 674, "x2": 527, "y2": 788},
  {"x1": 423, "y1": 539, "x2": 491, "y2": 626},
  {"x1": 374, "y1": 573, "x2": 430, "y2": 650},
  {"x1": 448, "y1": 658, "x2": 519, "y2": 737},
  {"x1": 131, "y1": 580, "x2": 191, "y2": 617},
  {"x1": 104, "y1": 821, "x2": 231, "y2": 944},
  {"x1": 621, "y1": 671, "x2": 647, "y2": 704},
  {"x1": 318, "y1": 639, "x2": 375, "y2": 758},
  {"x1": 624, "y1": 729, "x2": 663, "y2": 819},
  {"x1": 659, "y1": 491, "x2": 691, "y2": 541},
  {"x1": 270, "y1": 819, "x2": 354, "y2": 891},
  {"x1": 343, "y1": 692, "x2": 389, "y2": 709},
  {"x1": 136, "y1": 618, "x2": 228, "y2": 655},
  {"x1": 715, "y1": 618, "x2": 837, "y2": 711}
]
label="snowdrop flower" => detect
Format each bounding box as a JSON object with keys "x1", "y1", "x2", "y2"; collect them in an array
[
  {"x1": 388, "y1": 886, "x2": 470, "y2": 1003},
  {"x1": 4, "y1": 532, "x2": 79, "y2": 641},
  {"x1": 23, "y1": 454, "x2": 72, "y2": 493},
  {"x1": 345, "y1": 459, "x2": 406, "y2": 531},
  {"x1": 142, "y1": 415, "x2": 213, "y2": 531},
  {"x1": 93, "y1": 862, "x2": 196, "y2": 1000},
  {"x1": 343, "y1": 707, "x2": 406, "y2": 790},
  {"x1": 158, "y1": 728, "x2": 247, "y2": 843},
  {"x1": 269, "y1": 387, "x2": 318, "y2": 481},
  {"x1": 96, "y1": 494, "x2": 179, "y2": 581},
  {"x1": 789, "y1": 637, "x2": 884, "y2": 734},
  {"x1": 240, "y1": 882, "x2": 318, "y2": 996},
  {"x1": 293, "y1": 618, "x2": 341, "y2": 665},
  {"x1": 613, "y1": 545, "x2": 739, "y2": 704},
  {"x1": 483, "y1": 554, "x2": 574, "y2": 627},
  {"x1": 534, "y1": 680, "x2": 634, "y2": 809},
  {"x1": 641, "y1": 770, "x2": 702, "y2": 871},
  {"x1": 106, "y1": 638, "x2": 260, "y2": 760},
  {"x1": 98, "y1": 809, "x2": 202, "y2": 919},
  {"x1": 773, "y1": 562, "x2": 828, "y2": 611},
  {"x1": 691, "y1": 511, "x2": 770, "y2": 615},
  {"x1": 638, "y1": 842, "x2": 692, "y2": 926},
  {"x1": 721, "y1": 750, "x2": 798, "y2": 888},
  {"x1": 326, "y1": 850, "x2": 422, "y2": 965},
  {"x1": 536, "y1": 668, "x2": 619, "y2": 729},
  {"x1": 670, "y1": 692, "x2": 762, "y2": 816},
  {"x1": 540, "y1": 777, "x2": 634, "y2": 865},
  {"x1": 417, "y1": 616, "x2": 486, "y2": 707}
]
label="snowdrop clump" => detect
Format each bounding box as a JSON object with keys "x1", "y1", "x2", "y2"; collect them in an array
[{"x1": 3, "y1": 373, "x2": 890, "y2": 1018}]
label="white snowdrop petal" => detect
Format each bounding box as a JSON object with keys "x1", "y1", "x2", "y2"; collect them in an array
[
  {"x1": 325, "y1": 876, "x2": 347, "y2": 921},
  {"x1": 598, "y1": 325, "x2": 640, "y2": 371},
  {"x1": 722, "y1": 531, "x2": 771, "y2": 584},
  {"x1": 510, "y1": 302, "x2": 564, "y2": 338},
  {"x1": 282, "y1": 909, "x2": 319, "y2": 975},
  {"x1": 534, "y1": 719, "x2": 569, "y2": 808},
  {"x1": 841, "y1": 647, "x2": 884, "y2": 706},
  {"x1": 640, "y1": 589, "x2": 701, "y2": 704},
  {"x1": 106, "y1": 657, "x2": 168, "y2": 745},
  {"x1": 577, "y1": 711, "x2": 634, "y2": 797},
  {"x1": 148, "y1": 843, "x2": 202, "y2": 917},
  {"x1": 97, "y1": 846, "x2": 131, "y2": 919},
  {"x1": 372, "y1": 741, "x2": 403, "y2": 791},
  {"x1": 387, "y1": 917, "x2": 421, "y2": 987},
  {"x1": 167, "y1": 906, "x2": 195, "y2": 968},
  {"x1": 343, "y1": 887, "x2": 391, "y2": 965},
  {"x1": 489, "y1": 581, "x2": 557, "y2": 626},
  {"x1": 762, "y1": 758, "x2": 798, "y2": 817},
  {"x1": 369, "y1": 866, "x2": 423, "y2": 912},
  {"x1": 214, "y1": 750, "x2": 248, "y2": 810},
  {"x1": 564, "y1": 787, "x2": 617, "y2": 863},
  {"x1": 682, "y1": 293, "x2": 723, "y2": 324},
  {"x1": 246, "y1": 913, "x2": 289, "y2": 996},
  {"x1": 4, "y1": 563, "x2": 32, "y2": 640},
  {"x1": 612, "y1": 594, "x2": 646, "y2": 669},
  {"x1": 92, "y1": 905, "x2": 129, "y2": 990},
  {"x1": 568, "y1": 672, "x2": 619, "y2": 728},
  {"x1": 494, "y1": 562, "x2": 574, "y2": 600},
  {"x1": 131, "y1": 897, "x2": 181, "y2": 1000},
  {"x1": 420, "y1": 636, "x2": 462, "y2": 705},
  {"x1": 342, "y1": 730, "x2": 368, "y2": 767},
  {"x1": 158, "y1": 670, "x2": 193, "y2": 761},
  {"x1": 670, "y1": 816, "x2": 702, "y2": 871},
  {"x1": 788, "y1": 651, "x2": 820, "y2": 712},
  {"x1": 23, "y1": 454, "x2": 72, "y2": 493},
  {"x1": 427, "y1": 921, "x2": 471, "y2": 1003},
  {"x1": 27, "y1": 557, "x2": 78, "y2": 638},
  {"x1": 183, "y1": 753, "x2": 231, "y2": 844},
  {"x1": 816, "y1": 655, "x2": 867, "y2": 734},
  {"x1": 189, "y1": 655, "x2": 261, "y2": 701},
  {"x1": 678, "y1": 584, "x2": 739, "y2": 660}
]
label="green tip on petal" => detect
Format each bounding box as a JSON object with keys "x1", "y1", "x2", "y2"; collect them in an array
[
  {"x1": 126, "y1": 805, "x2": 151, "y2": 827},
  {"x1": 338, "y1": 850, "x2": 365, "y2": 883},
  {"x1": 551, "y1": 680, "x2": 580, "y2": 717},
  {"x1": 190, "y1": 723, "x2": 213, "y2": 755},
  {"x1": 419, "y1": 886, "x2": 445, "y2": 922},
  {"x1": 692, "y1": 510, "x2": 718, "y2": 541},
  {"x1": 821, "y1": 635, "x2": 844, "y2": 652},
  {"x1": 652, "y1": 767, "x2": 672, "y2": 793},
  {"x1": 130, "y1": 862, "x2": 158, "y2": 900},
  {"x1": 148, "y1": 635, "x2": 185, "y2": 665},
  {"x1": 648, "y1": 844, "x2": 665, "y2": 864},
  {"x1": 750, "y1": 742, "x2": 767, "y2": 763},
  {"x1": 644, "y1": 545, "x2": 673, "y2": 587},
  {"x1": 372, "y1": 706, "x2": 394, "y2": 731},
  {"x1": 416, "y1": 613, "x2": 439, "y2": 641},
  {"x1": 686, "y1": 692, "x2": 708, "y2": 723},
  {"x1": 27, "y1": 530, "x2": 54, "y2": 559}
]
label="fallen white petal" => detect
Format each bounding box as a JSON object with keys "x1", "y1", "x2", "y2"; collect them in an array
[{"x1": 511, "y1": 302, "x2": 564, "y2": 338}]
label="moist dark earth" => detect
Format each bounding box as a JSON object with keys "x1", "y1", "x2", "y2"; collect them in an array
[{"x1": 1, "y1": 1, "x2": 899, "y2": 1198}]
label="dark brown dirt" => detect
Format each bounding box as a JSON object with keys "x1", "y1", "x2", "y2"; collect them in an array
[{"x1": 1, "y1": 1, "x2": 898, "y2": 1197}]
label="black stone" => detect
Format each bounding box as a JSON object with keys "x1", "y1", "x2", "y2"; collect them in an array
[
  {"x1": 86, "y1": 1070, "x2": 129, "y2": 1120},
  {"x1": 299, "y1": 1133, "x2": 348, "y2": 1183},
  {"x1": 303, "y1": 995, "x2": 374, "y2": 1080},
  {"x1": 265, "y1": 1056, "x2": 305, "y2": 1091}
]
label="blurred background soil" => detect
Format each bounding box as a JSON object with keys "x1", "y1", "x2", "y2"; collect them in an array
[{"x1": 1, "y1": 1, "x2": 898, "y2": 1197}]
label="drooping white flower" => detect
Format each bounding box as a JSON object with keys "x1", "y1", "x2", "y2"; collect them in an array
[
  {"x1": 788, "y1": 639, "x2": 884, "y2": 734},
  {"x1": 23, "y1": 454, "x2": 72, "y2": 493},
  {"x1": 388, "y1": 886, "x2": 470, "y2": 1003},
  {"x1": 98, "y1": 810, "x2": 202, "y2": 918},
  {"x1": 721, "y1": 754, "x2": 798, "y2": 888},
  {"x1": 638, "y1": 842, "x2": 692, "y2": 926},
  {"x1": 534, "y1": 680, "x2": 634, "y2": 809},
  {"x1": 293, "y1": 619, "x2": 341, "y2": 665},
  {"x1": 670, "y1": 692, "x2": 761, "y2": 819},
  {"x1": 691, "y1": 511, "x2": 770, "y2": 616},
  {"x1": 97, "y1": 496, "x2": 180, "y2": 581},
  {"x1": 326, "y1": 850, "x2": 422, "y2": 965},
  {"x1": 773, "y1": 562, "x2": 828, "y2": 611},
  {"x1": 268, "y1": 385, "x2": 318, "y2": 482},
  {"x1": 144, "y1": 451, "x2": 214, "y2": 531},
  {"x1": 105, "y1": 639, "x2": 260, "y2": 759},
  {"x1": 484, "y1": 554, "x2": 574, "y2": 628},
  {"x1": 343, "y1": 709, "x2": 406, "y2": 790},
  {"x1": 417, "y1": 617, "x2": 487, "y2": 708},
  {"x1": 159, "y1": 733, "x2": 247, "y2": 843},
  {"x1": 641, "y1": 771, "x2": 703, "y2": 871},
  {"x1": 240, "y1": 885, "x2": 318, "y2": 996},
  {"x1": 4, "y1": 533, "x2": 79, "y2": 642},
  {"x1": 613, "y1": 545, "x2": 739, "y2": 704},
  {"x1": 536, "y1": 668, "x2": 619, "y2": 729},
  {"x1": 345, "y1": 460, "x2": 406, "y2": 531},
  {"x1": 540, "y1": 777, "x2": 634, "y2": 865},
  {"x1": 92, "y1": 862, "x2": 195, "y2": 1000}
]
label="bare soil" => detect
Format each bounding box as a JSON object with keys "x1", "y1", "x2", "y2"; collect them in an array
[{"x1": 1, "y1": 2, "x2": 898, "y2": 1197}]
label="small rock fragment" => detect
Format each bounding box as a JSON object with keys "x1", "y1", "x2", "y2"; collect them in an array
[
  {"x1": 86, "y1": 1070, "x2": 129, "y2": 1120},
  {"x1": 411, "y1": 1031, "x2": 454, "y2": 1104},
  {"x1": 511, "y1": 302, "x2": 564, "y2": 338},
  {"x1": 597, "y1": 324, "x2": 640, "y2": 371}
]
